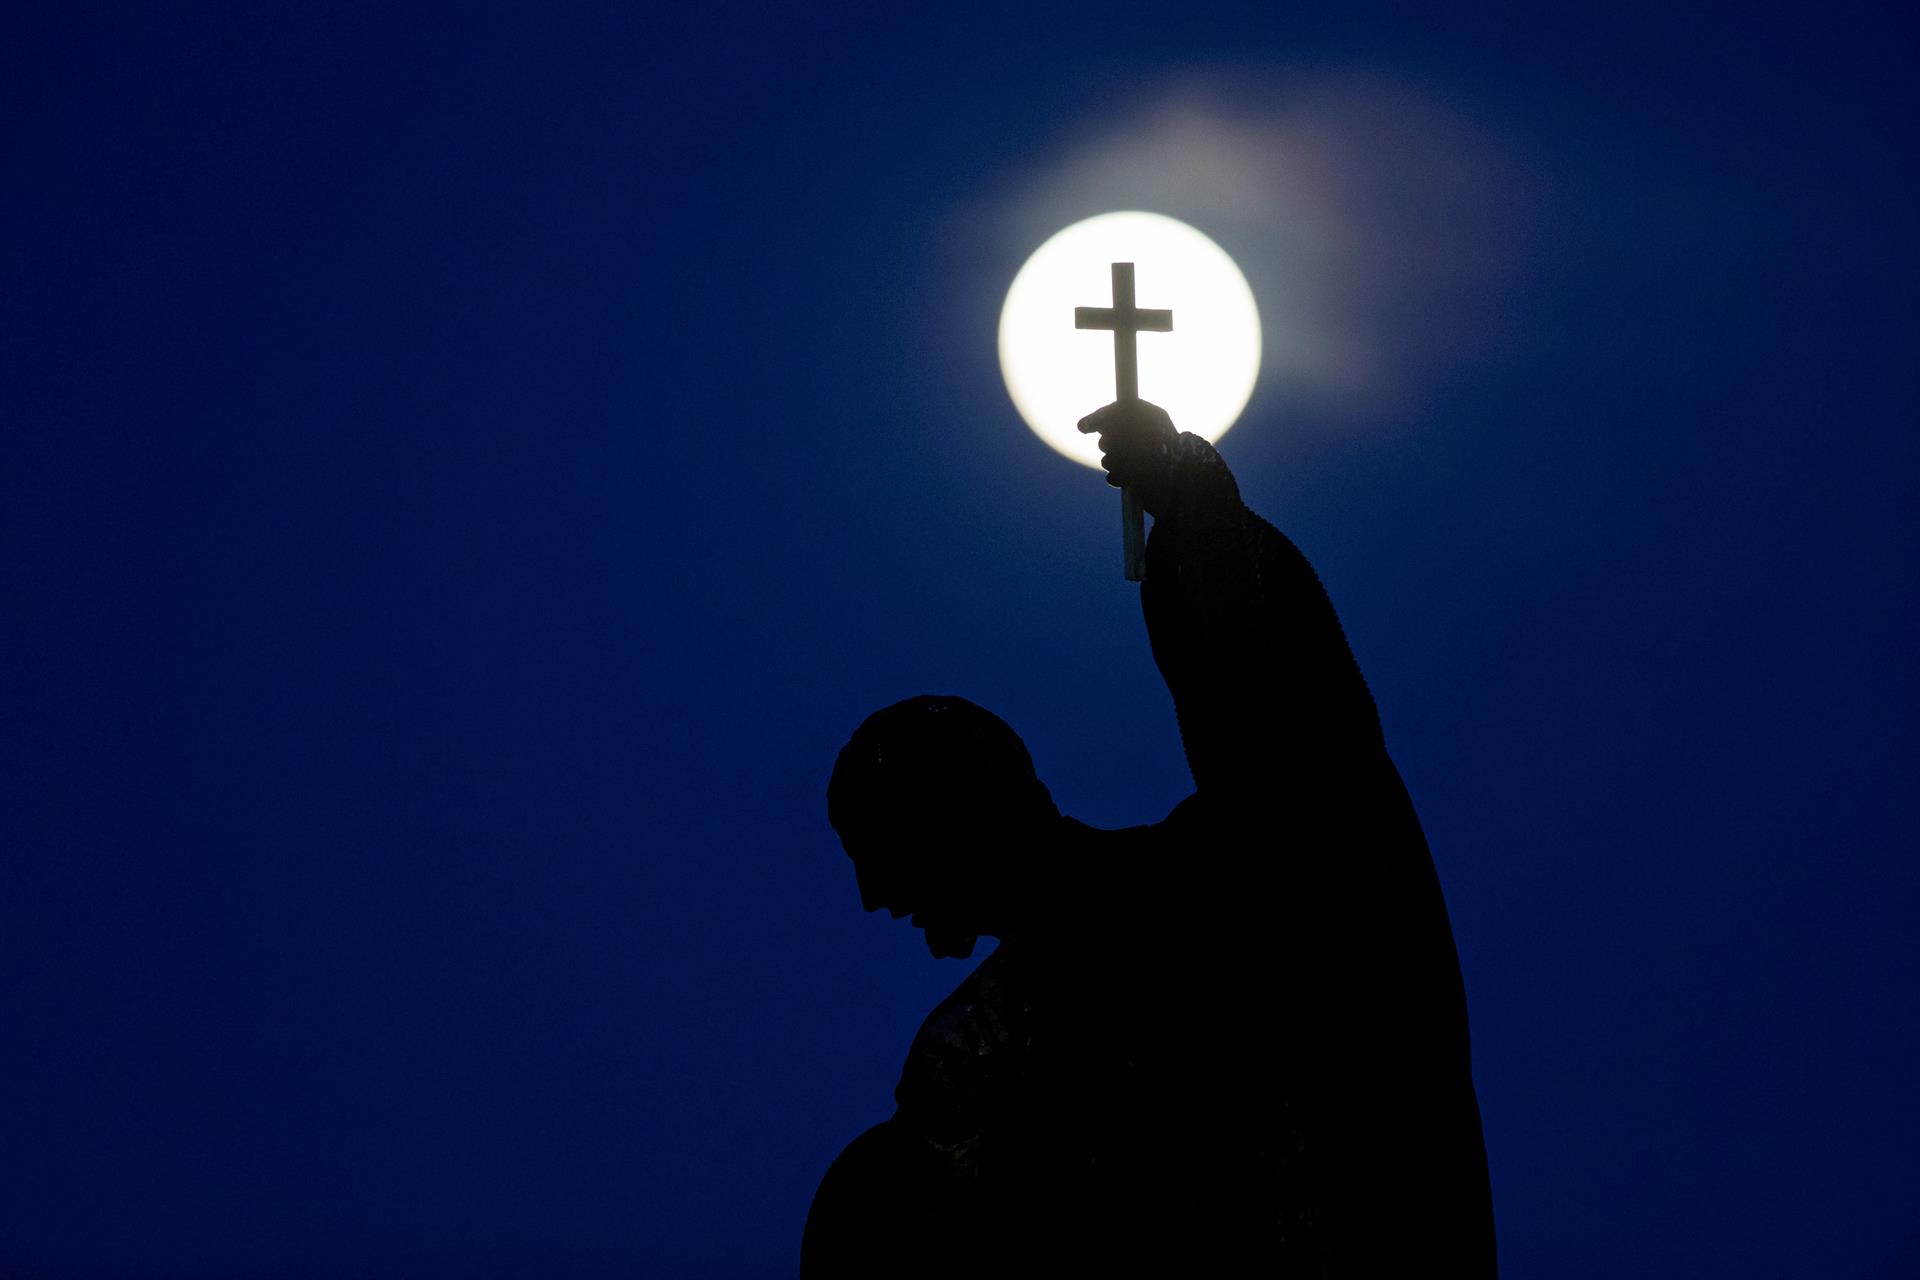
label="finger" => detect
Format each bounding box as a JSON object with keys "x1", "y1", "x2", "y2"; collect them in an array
[
  {"x1": 1077, "y1": 403, "x2": 1120, "y2": 434},
  {"x1": 1081, "y1": 401, "x2": 1173, "y2": 442}
]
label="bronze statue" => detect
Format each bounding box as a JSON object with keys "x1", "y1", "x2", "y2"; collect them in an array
[{"x1": 804, "y1": 400, "x2": 1496, "y2": 1275}]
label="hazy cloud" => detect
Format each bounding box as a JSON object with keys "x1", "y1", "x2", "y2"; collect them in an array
[{"x1": 980, "y1": 71, "x2": 1543, "y2": 427}]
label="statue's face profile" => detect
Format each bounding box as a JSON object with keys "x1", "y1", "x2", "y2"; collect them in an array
[
  {"x1": 828, "y1": 696, "x2": 1053, "y2": 961},
  {"x1": 842, "y1": 824, "x2": 988, "y2": 960}
]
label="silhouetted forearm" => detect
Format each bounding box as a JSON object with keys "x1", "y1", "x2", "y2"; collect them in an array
[{"x1": 1141, "y1": 434, "x2": 1384, "y2": 794}]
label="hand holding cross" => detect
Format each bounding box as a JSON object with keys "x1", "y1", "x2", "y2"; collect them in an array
[{"x1": 1075, "y1": 262, "x2": 1173, "y2": 581}]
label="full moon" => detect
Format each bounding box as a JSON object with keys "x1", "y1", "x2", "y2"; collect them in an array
[{"x1": 999, "y1": 211, "x2": 1261, "y2": 470}]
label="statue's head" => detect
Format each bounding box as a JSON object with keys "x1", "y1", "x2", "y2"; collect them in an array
[{"x1": 828, "y1": 695, "x2": 1058, "y2": 959}]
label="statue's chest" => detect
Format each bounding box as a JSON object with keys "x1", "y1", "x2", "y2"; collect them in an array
[{"x1": 893, "y1": 943, "x2": 1166, "y2": 1158}]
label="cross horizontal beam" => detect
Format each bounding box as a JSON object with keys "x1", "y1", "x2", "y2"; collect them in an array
[{"x1": 1073, "y1": 307, "x2": 1172, "y2": 332}]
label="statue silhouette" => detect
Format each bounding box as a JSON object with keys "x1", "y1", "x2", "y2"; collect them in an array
[{"x1": 803, "y1": 401, "x2": 1496, "y2": 1276}]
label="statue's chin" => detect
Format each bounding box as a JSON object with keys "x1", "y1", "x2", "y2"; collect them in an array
[{"x1": 926, "y1": 930, "x2": 978, "y2": 960}]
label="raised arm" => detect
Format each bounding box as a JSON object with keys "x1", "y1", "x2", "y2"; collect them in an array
[{"x1": 1078, "y1": 401, "x2": 1385, "y2": 795}]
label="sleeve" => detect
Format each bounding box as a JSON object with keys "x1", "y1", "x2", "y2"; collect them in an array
[{"x1": 1139, "y1": 432, "x2": 1386, "y2": 797}]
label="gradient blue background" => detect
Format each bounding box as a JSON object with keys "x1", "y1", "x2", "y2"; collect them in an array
[{"x1": 3, "y1": 3, "x2": 1914, "y2": 1275}]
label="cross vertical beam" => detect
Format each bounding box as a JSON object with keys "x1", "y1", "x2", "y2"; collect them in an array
[{"x1": 1075, "y1": 262, "x2": 1173, "y2": 581}]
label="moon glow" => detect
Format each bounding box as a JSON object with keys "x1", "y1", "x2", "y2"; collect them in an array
[{"x1": 998, "y1": 211, "x2": 1262, "y2": 470}]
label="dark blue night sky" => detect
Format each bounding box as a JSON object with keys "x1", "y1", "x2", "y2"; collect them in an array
[{"x1": 4, "y1": 3, "x2": 1915, "y2": 1275}]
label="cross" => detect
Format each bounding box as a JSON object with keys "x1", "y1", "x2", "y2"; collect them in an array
[{"x1": 1076, "y1": 262, "x2": 1172, "y2": 581}]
